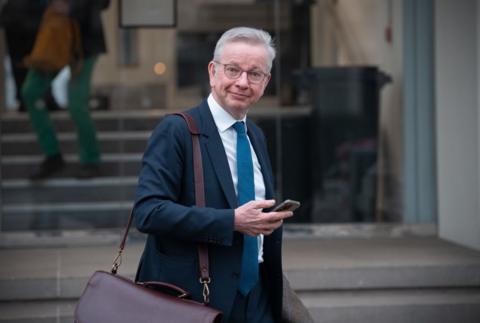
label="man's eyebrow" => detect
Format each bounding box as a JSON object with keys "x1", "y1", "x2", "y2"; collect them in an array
[{"x1": 230, "y1": 64, "x2": 262, "y2": 71}]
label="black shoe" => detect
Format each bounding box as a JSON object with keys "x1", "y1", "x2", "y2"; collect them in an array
[
  {"x1": 29, "y1": 154, "x2": 65, "y2": 181},
  {"x1": 76, "y1": 164, "x2": 101, "y2": 179}
]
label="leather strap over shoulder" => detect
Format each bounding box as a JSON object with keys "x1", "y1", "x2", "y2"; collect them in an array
[
  {"x1": 113, "y1": 111, "x2": 212, "y2": 304},
  {"x1": 171, "y1": 112, "x2": 211, "y2": 303},
  {"x1": 171, "y1": 112, "x2": 205, "y2": 208},
  {"x1": 173, "y1": 112, "x2": 201, "y2": 135}
]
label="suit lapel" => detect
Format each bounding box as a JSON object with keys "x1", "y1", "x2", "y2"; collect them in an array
[
  {"x1": 195, "y1": 102, "x2": 275, "y2": 206},
  {"x1": 247, "y1": 120, "x2": 275, "y2": 200},
  {"x1": 197, "y1": 102, "x2": 238, "y2": 208}
]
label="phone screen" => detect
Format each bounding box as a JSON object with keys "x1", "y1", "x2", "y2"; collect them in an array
[{"x1": 273, "y1": 199, "x2": 301, "y2": 212}]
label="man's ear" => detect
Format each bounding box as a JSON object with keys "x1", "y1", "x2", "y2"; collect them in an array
[
  {"x1": 208, "y1": 61, "x2": 216, "y2": 87},
  {"x1": 208, "y1": 61, "x2": 216, "y2": 75}
]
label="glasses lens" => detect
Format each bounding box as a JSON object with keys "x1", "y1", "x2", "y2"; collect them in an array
[
  {"x1": 224, "y1": 65, "x2": 241, "y2": 78},
  {"x1": 247, "y1": 71, "x2": 264, "y2": 83},
  {"x1": 220, "y1": 63, "x2": 265, "y2": 83}
]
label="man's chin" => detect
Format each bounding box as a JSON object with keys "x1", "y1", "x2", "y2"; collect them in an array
[
  {"x1": 226, "y1": 98, "x2": 250, "y2": 110},
  {"x1": 225, "y1": 102, "x2": 250, "y2": 118}
]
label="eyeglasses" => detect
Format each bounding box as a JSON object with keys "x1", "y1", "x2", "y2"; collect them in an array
[{"x1": 214, "y1": 61, "x2": 268, "y2": 84}]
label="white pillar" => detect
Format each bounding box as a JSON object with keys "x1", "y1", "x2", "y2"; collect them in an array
[{"x1": 435, "y1": 0, "x2": 480, "y2": 250}]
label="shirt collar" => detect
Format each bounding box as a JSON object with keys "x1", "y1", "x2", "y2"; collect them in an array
[{"x1": 208, "y1": 94, "x2": 247, "y2": 133}]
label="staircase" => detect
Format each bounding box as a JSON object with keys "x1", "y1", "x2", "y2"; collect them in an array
[
  {"x1": 0, "y1": 110, "x2": 162, "y2": 231},
  {"x1": 0, "y1": 106, "x2": 314, "y2": 231}
]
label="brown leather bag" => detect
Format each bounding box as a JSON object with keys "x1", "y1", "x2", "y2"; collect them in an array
[
  {"x1": 74, "y1": 113, "x2": 223, "y2": 323},
  {"x1": 24, "y1": 6, "x2": 82, "y2": 73}
]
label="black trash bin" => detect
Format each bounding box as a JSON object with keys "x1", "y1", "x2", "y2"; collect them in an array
[{"x1": 298, "y1": 66, "x2": 391, "y2": 223}]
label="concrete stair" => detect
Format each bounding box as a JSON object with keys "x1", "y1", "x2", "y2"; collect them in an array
[
  {"x1": 0, "y1": 110, "x2": 161, "y2": 231},
  {"x1": 284, "y1": 238, "x2": 480, "y2": 323},
  {"x1": 0, "y1": 107, "x2": 313, "y2": 230},
  {"x1": 0, "y1": 237, "x2": 479, "y2": 323},
  {"x1": 1, "y1": 177, "x2": 135, "y2": 230}
]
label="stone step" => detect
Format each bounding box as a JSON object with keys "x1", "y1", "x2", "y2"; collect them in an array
[
  {"x1": 1, "y1": 201, "x2": 132, "y2": 231},
  {"x1": 0, "y1": 107, "x2": 311, "y2": 133},
  {"x1": 0, "y1": 110, "x2": 163, "y2": 134},
  {"x1": 286, "y1": 261, "x2": 480, "y2": 291},
  {"x1": 1, "y1": 131, "x2": 150, "y2": 155},
  {"x1": 0, "y1": 299, "x2": 77, "y2": 323},
  {"x1": 0, "y1": 153, "x2": 141, "y2": 179},
  {"x1": 0, "y1": 243, "x2": 143, "y2": 302},
  {"x1": 0, "y1": 108, "x2": 310, "y2": 139},
  {"x1": 301, "y1": 288, "x2": 480, "y2": 323},
  {"x1": 1, "y1": 289, "x2": 479, "y2": 323},
  {"x1": 1, "y1": 177, "x2": 137, "y2": 231},
  {"x1": 0, "y1": 223, "x2": 437, "y2": 248},
  {"x1": 1, "y1": 238, "x2": 479, "y2": 301},
  {"x1": 0, "y1": 229, "x2": 140, "y2": 249},
  {"x1": 283, "y1": 238, "x2": 480, "y2": 291},
  {"x1": 1, "y1": 177, "x2": 137, "y2": 204},
  {"x1": 3, "y1": 260, "x2": 479, "y2": 303}
]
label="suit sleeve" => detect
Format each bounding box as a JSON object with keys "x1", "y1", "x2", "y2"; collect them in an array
[{"x1": 133, "y1": 115, "x2": 235, "y2": 246}]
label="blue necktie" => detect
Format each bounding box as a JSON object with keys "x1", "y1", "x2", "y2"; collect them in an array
[{"x1": 233, "y1": 121, "x2": 258, "y2": 296}]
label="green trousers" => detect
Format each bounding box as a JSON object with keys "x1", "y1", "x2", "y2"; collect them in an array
[{"x1": 22, "y1": 57, "x2": 100, "y2": 164}]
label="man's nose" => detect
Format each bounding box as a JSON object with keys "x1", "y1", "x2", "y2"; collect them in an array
[{"x1": 235, "y1": 71, "x2": 249, "y2": 87}]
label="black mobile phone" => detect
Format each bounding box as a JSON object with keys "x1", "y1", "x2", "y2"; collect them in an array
[{"x1": 272, "y1": 199, "x2": 301, "y2": 212}]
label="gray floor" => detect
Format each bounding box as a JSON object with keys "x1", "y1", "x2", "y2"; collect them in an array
[
  {"x1": 1, "y1": 235, "x2": 480, "y2": 323},
  {"x1": 2, "y1": 236, "x2": 480, "y2": 286}
]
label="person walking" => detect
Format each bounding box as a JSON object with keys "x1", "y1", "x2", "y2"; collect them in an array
[
  {"x1": 0, "y1": 0, "x2": 61, "y2": 112},
  {"x1": 23, "y1": 0, "x2": 110, "y2": 180}
]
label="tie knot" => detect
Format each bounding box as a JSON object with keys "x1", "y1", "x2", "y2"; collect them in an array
[{"x1": 233, "y1": 121, "x2": 246, "y2": 135}]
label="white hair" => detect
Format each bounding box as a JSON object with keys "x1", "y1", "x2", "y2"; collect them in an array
[{"x1": 213, "y1": 27, "x2": 276, "y2": 72}]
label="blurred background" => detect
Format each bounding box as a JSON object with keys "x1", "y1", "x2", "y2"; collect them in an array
[
  {"x1": 1, "y1": 0, "x2": 479, "y2": 250},
  {"x1": 0, "y1": 0, "x2": 478, "y2": 251},
  {"x1": 0, "y1": 0, "x2": 405, "y2": 230}
]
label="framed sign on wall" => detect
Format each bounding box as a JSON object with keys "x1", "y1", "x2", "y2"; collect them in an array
[{"x1": 119, "y1": 0, "x2": 177, "y2": 28}]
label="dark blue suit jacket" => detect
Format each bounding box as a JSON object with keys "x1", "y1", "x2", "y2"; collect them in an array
[{"x1": 133, "y1": 100, "x2": 283, "y2": 322}]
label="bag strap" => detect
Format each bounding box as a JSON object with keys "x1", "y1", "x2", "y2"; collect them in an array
[
  {"x1": 111, "y1": 112, "x2": 212, "y2": 304},
  {"x1": 173, "y1": 112, "x2": 211, "y2": 304}
]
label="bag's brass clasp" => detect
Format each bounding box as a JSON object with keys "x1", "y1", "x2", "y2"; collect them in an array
[
  {"x1": 199, "y1": 277, "x2": 211, "y2": 304},
  {"x1": 111, "y1": 250, "x2": 123, "y2": 274}
]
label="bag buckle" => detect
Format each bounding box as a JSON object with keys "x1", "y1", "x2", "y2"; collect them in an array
[
  {"x1": 199, "y1": 277, "x2": 211, "y2": 304},
  {"x1": 111, "y1": 250, "x2": 123, "y2": 274}
]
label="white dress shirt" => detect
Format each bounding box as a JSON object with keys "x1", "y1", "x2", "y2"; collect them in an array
[{"x1": 207, "y1": 94, "x2": 266, "y2": 262}]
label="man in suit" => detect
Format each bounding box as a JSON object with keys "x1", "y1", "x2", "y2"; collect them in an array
[{"x1": 134, "y1": 27, "x2": 293, "y2": 323}]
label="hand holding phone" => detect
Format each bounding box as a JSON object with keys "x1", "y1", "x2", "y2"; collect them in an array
[{"x1": 272, "y1": 199, "x2": 301, "y2": 212}]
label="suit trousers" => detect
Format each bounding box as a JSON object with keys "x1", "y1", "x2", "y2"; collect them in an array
[
  {"x1": 22, "y1": 56, "x2": 100, "y2": 164},
  {"x1": 229, "y1": 267, "x2": 275, "y2": 323}
]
